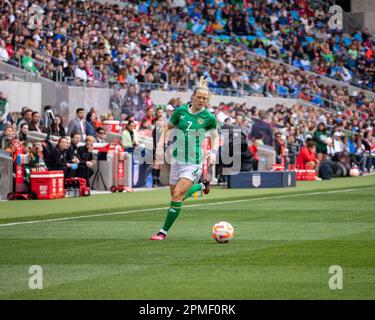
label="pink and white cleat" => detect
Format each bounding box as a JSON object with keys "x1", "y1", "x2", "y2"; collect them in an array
[{"x1": 150, "y1": 232, "x2": 167, "y2": 241}]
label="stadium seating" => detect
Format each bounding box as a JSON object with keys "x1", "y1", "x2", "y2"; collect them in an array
[{"x1": 0, "y1": 0, "x2": 374, "y2": 113}]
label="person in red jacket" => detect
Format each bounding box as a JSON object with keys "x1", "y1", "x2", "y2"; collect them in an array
[
  {"x1": 296, "y1": 139, "x2": 320, "y2": 170},
  {"x1": 248, "y1": 138, "x2": 263, "y2": 171}
]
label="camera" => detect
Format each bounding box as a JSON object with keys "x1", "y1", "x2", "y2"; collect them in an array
[{"x1": 43, "y1": 105, "x2": 56, "y2": 136}]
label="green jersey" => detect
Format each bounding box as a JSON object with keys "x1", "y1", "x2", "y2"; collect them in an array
[{"x1": 170, "y1": 104, "x2": 217, "y2": 164}]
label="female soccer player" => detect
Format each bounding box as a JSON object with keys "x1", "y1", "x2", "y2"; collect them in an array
[{"x1": 150, "y1": 77, "x2": 219, "y2": 240}]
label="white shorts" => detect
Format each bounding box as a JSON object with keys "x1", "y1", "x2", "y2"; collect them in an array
[{"x1": 169, "y1": 161, "x2": 202, "y2": 185}]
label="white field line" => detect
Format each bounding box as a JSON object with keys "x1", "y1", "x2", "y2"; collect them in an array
[{"x1": 0, "y1": 186, "x2": 374, "y2": 228}]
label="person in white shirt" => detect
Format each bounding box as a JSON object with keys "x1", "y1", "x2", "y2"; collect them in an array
[
  {"x1": 333, "y1": 132, "x2": 344, "y2": 153},
  {"x1": 74, "y1": 59, "x2": 88, "y2": 83},
  {"x1": 341, "y1": 67, "x2": 352, "y2": 83},
  {"x1": 0, "y1": 40, "x2": 9, "y2": 62}
]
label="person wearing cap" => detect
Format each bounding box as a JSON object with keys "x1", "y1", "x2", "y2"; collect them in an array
[
  {"x1": 165, "y1": 104, "x2": 174, "y2": 122},
  {"x1": 332, "y1": 132, "x2": 344, "y2": 154}
]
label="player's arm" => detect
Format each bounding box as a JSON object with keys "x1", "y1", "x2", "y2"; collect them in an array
[
  {"x1": 206, "y1": 115, "x2": 219, "y2": 166},
  {"x1": 207, "y1": 128, "x2": 220, "y2": 166}
]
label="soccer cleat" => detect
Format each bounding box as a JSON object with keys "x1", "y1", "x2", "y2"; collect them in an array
[
  {"x1": 202, "y1": 179, "x2": 210, "y2": 195},
  {"x1": 150, "y1": 232, "x2": 167, "y2": 241}
]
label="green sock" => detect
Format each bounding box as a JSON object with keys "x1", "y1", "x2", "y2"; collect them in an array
[
  {"x1": 161, "y1": 201, "x2": 182, "y2": 233},
  {"x1": 183, "y1": 183, "x2": 203, "y2": 201}
]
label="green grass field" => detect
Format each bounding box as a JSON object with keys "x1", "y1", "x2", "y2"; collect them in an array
[{"x1": 0, "y1": 176, "x2": 375, "y2": 299}]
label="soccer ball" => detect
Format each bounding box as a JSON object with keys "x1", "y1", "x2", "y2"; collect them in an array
[
  {"x1": 350, "y1": 168, "x2": 360, "y2": 177},
  {"x1": 212, "y1": 221, "x2": 234, "y2": 244}
]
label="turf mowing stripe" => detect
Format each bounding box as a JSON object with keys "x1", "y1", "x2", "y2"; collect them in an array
[{"x1": 0, "y1": 186, "x2": 374, "y2": 228}]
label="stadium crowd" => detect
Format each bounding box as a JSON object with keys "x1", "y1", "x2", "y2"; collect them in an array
[
  {"x1": 1, "y1": 0, "x2": 375, "y2": 184},
  {"x1": 0, "y1": 0, "x2": 374, "y2": 114},
  {"x1": 1, "y1": 88, "x2": 375, "y2": 183}
]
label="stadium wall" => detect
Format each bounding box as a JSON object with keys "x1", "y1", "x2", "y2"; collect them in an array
[
  {"x1": 149, "y1": 91, "x2": 300, "y2": 110},
  {"x1": 0, "y1": 81, "x2": 42, "y2": 113},
  {"x1": 351, "y1": 0, "x2": 375, "y2": 32}
]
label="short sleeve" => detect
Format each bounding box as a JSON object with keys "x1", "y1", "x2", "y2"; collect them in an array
[
  {"x1": 206, "y1": 115, "x2": 217, "y2": 131},
  {"x1": 169, "y1": 108, "x2": 180, "y2": 127}
]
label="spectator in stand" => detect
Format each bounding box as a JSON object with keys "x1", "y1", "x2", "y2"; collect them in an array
[
  {"x1": 18, "y1": 123, "x2": 29, "y2": 142},
  {"x1": 85, "y1": 111, "x2": 97, "y2": 137},
  {"x1": 21, "y1": 48, "x2": 39, "y2": 76},
  {"x1": 274, "y1": 132, "x2": 285, "y2": 164},
  {"x1": 51, "y1": 115, "x2": 66, "y2": 137},
  {"x1": 0, "y1": 91, "x2": 9, "y2": 130},
  {"x1": 248, "y1": 137, "x2": 262, "y2": 171},
  {"x1": 0, "y1": 124, "x2": 16, "y2": 149},
  {"x1": 143, "y1": 90, "x2": 154, "y2": 109},
  {"x1": 63, "y1": 62, "x2": 75, "y2": 85},
  {"x1": 139, "y1": 118, "x2": 151, "y2": 131},
  {"x1": 354, "y1": 136, "x2": 369, "y2": 173},
  {"x1": 67, "y1": 108, "x2": 86, "y2": 141},
  {"x1": 332, "y1": 132, "x2": 345, "y2": 154},
  {"x1": 29, "y1": 111, "x2": 43, "y2": 133},
  {"x1": 165, "y1": 104, "x2": 175, "y2": 123},
  {"x1": 45, "y1": 137, "x2": 75, "y2": 177},
  {"x1": 122, "y1": 120, "x2": 139, "y2": 150},
  {"x1": 296, "y1": 139, "x2": 320, "y2": 173},
  {"x1": 74, "y1": 59, "x2": 88, "y2": 85},
  {"x1": 95, "y1": 127, "x2": 107, "y2": 143},
  {"x1": 286, "y1": 134, "x2": 298, "y2": 166},
  {"x1": 85, "y1": 60, "x2": 94, "y2": 87},
  {"x1": 77, "y1": 135, "x2": 96, "y2": 185},
  {"x1": 27, "y1": 141, "x2": 47, "y2": 172},
  {"x1": 16, "y1": 108, "x2": 32, "y2": 130},
  {"x1": 142, "y1": 107, "x2": 155, "y2": 128},
  {"x1": 66, "y1": 131, "x2": 81, "y2": 178},
  {"x1": 313, "y1": 122, "x2": 328, "y2": 161},
  {"x1": 0, "y1": 39, "x2": 9, "y2": 62}
]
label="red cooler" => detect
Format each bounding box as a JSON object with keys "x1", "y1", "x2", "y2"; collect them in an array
[{"x1": 30, "y1": 171, "x2": 65, "y2": 200}]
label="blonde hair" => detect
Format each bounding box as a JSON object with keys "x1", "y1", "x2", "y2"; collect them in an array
[
  {"x1": 85, "y1": 135, "x2": 96, "y2": 143},
  {"x1": 194, "y1": 76, "x2": 212, "y2": 101}
]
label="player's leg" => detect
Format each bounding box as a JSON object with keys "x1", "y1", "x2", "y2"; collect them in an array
[
  {"x1": 183, "y1": 179, "x2": 210, "y2": 200},
  {"x1": 151, "y1": 161, "x2": 181, "y2": 240},
  {"x1": 151, "y1": 177, "x2": 192, "y2": 240}
]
